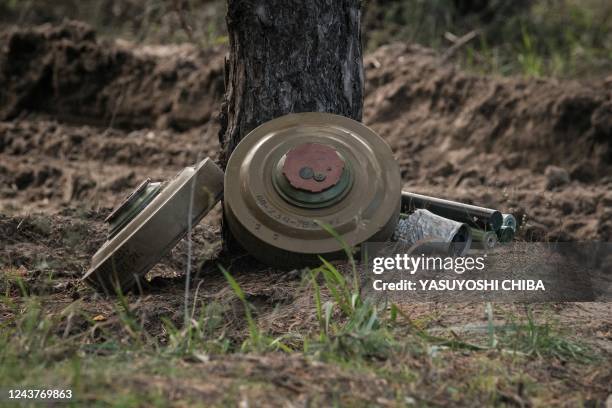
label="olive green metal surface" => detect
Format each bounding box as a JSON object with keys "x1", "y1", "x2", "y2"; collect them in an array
[
  {"x1": 83, "y1": 158, "x2": 224, "y2": 293},
  {"x1": 224, "y1": 112, "x2": 401, "y2": 267}
]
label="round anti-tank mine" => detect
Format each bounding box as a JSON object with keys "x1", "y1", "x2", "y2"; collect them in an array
[{"x1": 224, "y1": 112, "x2": 402, "y2": 267}]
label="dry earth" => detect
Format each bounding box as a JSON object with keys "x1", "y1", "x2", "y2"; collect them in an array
[{"x1": 1, "y1": 22, "x2": 611, "y2": 406}]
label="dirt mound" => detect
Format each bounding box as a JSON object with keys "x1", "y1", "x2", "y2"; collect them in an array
[
  {"x1": 0, "y1": 21, "x2": 225, "y2": 130},
  {"x1": 365, "y1": 43, "x2": 612, "y2": 177},
  {"x1": 3, "y1": 22, "x2": 609, "y2": 174},
  {"x1": 1, "y1": 23, "x2": 612, "y2": 244},
  {"x1": 0, "y1": 118, "x2": 220, "y2": 214},
  {"x1": 362, "y1": 43, "x2": 612, "y2": 241}
]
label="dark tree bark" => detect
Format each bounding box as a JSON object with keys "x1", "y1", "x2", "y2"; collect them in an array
[
  {"x1": 218, "y1": 0, "x2": 364, "y2": 165},
  {"x1": 218, "y1": 0, "x2": 364, "y2": 248}
]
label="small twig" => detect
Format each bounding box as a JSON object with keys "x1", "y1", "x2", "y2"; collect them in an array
[
  {"x1": 16, "y1": 214, "x2": 28, "y2": 230},
  {"x1": 442, "y1": 30, "x2": 480, "y2": 61}
]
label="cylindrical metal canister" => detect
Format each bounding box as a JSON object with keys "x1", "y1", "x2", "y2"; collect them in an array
[
  {"x1": 470, "y1": 228, "x2": 498, "y2": 250},
  {"x1": 393, "y1": 209, "x2": 472, "y2": 256},
  {"x1": 497, "y1": 226, "x2": 515, "y2": 243},
  {"x1": 502, "y1": 213, "x2": 517, "y2": 231},
  {"x1": 401, "y1": 191, "x2": 503, "y2": 231}
]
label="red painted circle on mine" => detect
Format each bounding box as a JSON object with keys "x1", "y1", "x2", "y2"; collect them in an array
[{"x1": 282, "y1": 143, "x2": 345, "y2": 193}]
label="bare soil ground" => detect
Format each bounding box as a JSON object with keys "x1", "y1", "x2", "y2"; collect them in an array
[{"x1": 1, "y1": 22, "x2": 611, "y2": 406}]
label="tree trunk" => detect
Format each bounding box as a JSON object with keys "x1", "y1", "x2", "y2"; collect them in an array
[{"x1": 218, "y1": 0, "x2": 364, "y2": 249}]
